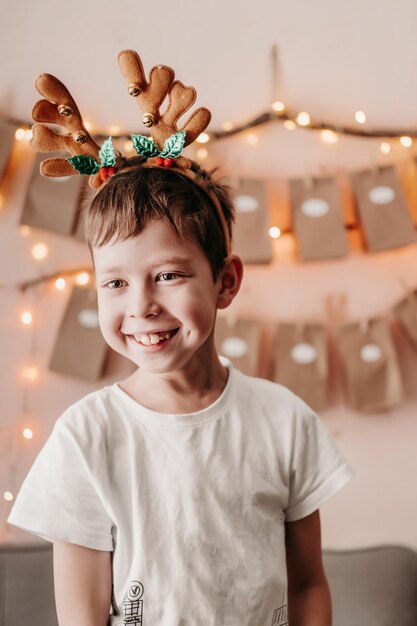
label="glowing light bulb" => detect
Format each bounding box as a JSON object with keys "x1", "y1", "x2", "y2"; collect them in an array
[
  {"x1": 23, "y1": 428, "x2": 33, "y2": 440},
  {"x1": 31, "y1": 242, "x2": 49, "y2": 260},
  {"x1": 15, "y1": 128, "x2": 26, "y2": 140},
  {"x1": 124, "y1": 140, "x2": 134, "y2": 153},
  {"x1": 246, "y1": 133, "x2": 258, "y2": 145},
  {"x1": 222, "y1": 121, "x2": 234, "y2": 132},
  {"x1": 196, "y1": 148, "x2": 208, "y2": 160},
  {"x1": 19, "y1": 225, "x2": 31, "y2": 236},
  {"x1": 400, "y1": 136, "x2": 412, "y2": 148},
  {"x1": 75, "y1": 272, "x2": 90, "y2": 286},
  {"x1": 269, "y1": 226, "x2": 281, "y2": 239},
  {"x1": 108, "y1": 126, "x2": 121, "y2": 135},
  {"x1": 21, "y1": 311, "x2": 33, "y2": 325},
  {"x1": 55, "y1": 277, "x2": 66, "y2": 290},
  {"x1": 272, "y1": 100, "x2": 286, "y2": 113},
  {"x1": 355, "y1": 111, "x2": 366, "y2": 124},
  {"x1": 196, "y1": 132, "x2": 210, "y2": 144},
  {"x1": 296, "y1": 112, "x2": 310, "y2": 126},
  {"x1": 4, "y1": 491, "x2": 14, "y2": 502},
  {"x1": 321, "y1": 129, "x2": 339, "y2": 144},
  {"x1": 84, "y1": 120, "x2": 92, "y2": 131},
  {"x1": 380, "y1": 142, "x2": 391, "y2": 154},
  {"x1": 284, "y1": 120, "x2": 296, "y2": 130},
  {"x1": 25, "y1": 129, "x2": 33, "y2": 140},
  {"x1": 22, "y1": 366, "x2": 39, "y2": 382}
]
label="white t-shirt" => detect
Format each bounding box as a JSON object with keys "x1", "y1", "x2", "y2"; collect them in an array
[{"x1": 8, "y1": 357, "x2": 352, "y2": 626}]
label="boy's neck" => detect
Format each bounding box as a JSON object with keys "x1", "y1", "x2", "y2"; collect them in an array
[{"x1": 118, "y1": 352, "x2": 229, "y2": 415}]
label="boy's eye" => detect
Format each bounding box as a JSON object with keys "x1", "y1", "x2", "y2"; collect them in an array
[
  {"x1": 158, "y1": 272, "x2": 180, "y2": 281},
  {"x1": 104, "y1": 279, "x2": 126, "y2": 289}
]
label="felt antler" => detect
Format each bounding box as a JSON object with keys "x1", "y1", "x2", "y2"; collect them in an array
[
  {"x1": 31, "y1": 74, "x2": 102, "y2": 188},
  {"x1": 118, "y1": 50, "x2": 211, "y2": 164}
]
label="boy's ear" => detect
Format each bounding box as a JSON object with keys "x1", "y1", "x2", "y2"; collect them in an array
[{"x1": 216, "y1": 254, "x2": 244, "y2": 309}]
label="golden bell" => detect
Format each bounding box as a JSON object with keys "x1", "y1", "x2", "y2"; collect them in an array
[
  {"x1": 143, "y1": 113, "x2": 156, "y2": 127},
  {"x1": 128, "y1": 83, "x2": 142, "y2": 97},
  {"x1": 74, "y1": 131, "x2": 88, "y2": 144},
  {"x1": 58, "y1": 104, "x2": 73, "y2": 116}
]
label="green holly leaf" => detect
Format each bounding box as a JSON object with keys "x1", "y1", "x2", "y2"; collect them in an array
[
  {"x1": 159, "y1": 130, "x2": 186, "y2": 158},
  {"x1": 67, "y1": 155, "x2": 100, "y2": 175},
  {"x1": 131, "y1": 134, "x2": 160, "y2": 158},
  {"x1": 99, "y1": 136, "x2": 116, "y2": 167}
]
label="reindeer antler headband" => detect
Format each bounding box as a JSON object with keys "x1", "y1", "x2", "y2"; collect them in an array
[{"x1": 30, "y1": 49, "x2": 231, "y2": 254}]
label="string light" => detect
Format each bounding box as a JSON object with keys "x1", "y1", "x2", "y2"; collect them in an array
[
  {"x1": 284, "y1": 120, "x2": 296, "y2": 130},
  {"x1": 296, "y1": 112, "x2": 310, "y2": 126},
  {"x1": 21, "y1": 311, "x2": 33, "y2": 325},
  {"x1": 221, "y1": 121, "x2": 234, "y2": 131},
  {"x1": 108, "y1": 125, "x2": 121, "y2": 135},
  {"x1": 19, "y1": 225, "x2": 31, "y2": 236},
  {"x1": 196, "y1": 148, "x2": 208, "y2": 160},
  {"x1": 269, "y1": 226, "x2": 282, "y2": 239},
  {"x1": 15, "y1": 128, "x2": 26, "y2": 140},
  {"x1": 55, "y1": 277, "x2": 66, "y2": 290},
  {"x1": 272, "y1": 101, "x2": 286, "y2": 113},
  {"x1": 84, "y1": 120, "x2": 92, "y2": 131},
  {"x1": 3, "y1": 492, "x2": 13, "y2": 502},
  {"x1": 25, "y1": 129, "x2": 33, "y2": 140},
  {"x1": 400, "y1": 136, "x2": 412, "y2": 148},
  {"x1": 246, "y1": 133, "x2": 258, "y2": 145},
  {"x1": 196, "y1": 132, "x2": 210, "y2": 144},
  {"x1": 380, "y1": 142, "x2": 391, "y2": 154},
  {"x1": 123, "y1": 139, "x2": 135, "y2": 154},
  {"x1": 75, "y1": 272, "x2": 90, "y2": 286},
  {"x1": 22, "y1": 428, "x2": 33, "y2": 440},
  {"x1": 355, "y1": 111, "x2": 366, "y2": 124},
  {"x1": 321, "y1": 129, "x2": 339, "y2": 144},
  {"x1": 31, "y1": 243, "x2": 49, "y2": 260},
  {"x1": 22, "y1": 366, "x2": 39, "y2": 382}
]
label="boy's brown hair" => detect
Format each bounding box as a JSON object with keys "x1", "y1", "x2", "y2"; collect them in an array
[{"x1": 85, "y1": 158, "x2": 235, "y2": 281}]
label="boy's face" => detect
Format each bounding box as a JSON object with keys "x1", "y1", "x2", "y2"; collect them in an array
[{"x1": 93, "y1": 219, "x2": 224, "y2": 375}]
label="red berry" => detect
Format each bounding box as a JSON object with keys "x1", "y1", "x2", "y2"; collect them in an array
[
  {"x1": 164, "y1": 158, "x2": 174, "y2": 168},
  {"x1": 99, "y1": 167, "x2": 109, "y2": 181},
  {"x1": 156, "y1": 156, "x2": 164, "y2": 166},
  {"x1": 107, "y1": 167, "x2": 116, "y2": 177}
]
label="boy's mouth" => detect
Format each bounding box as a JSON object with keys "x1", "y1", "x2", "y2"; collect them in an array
[{"x1": 130, "y1": 328, "x2": 179, "y2": 346}]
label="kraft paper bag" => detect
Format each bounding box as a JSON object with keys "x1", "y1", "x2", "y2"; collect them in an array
[
  {"x1": 273, "y1": 323, "x2": 328, "y2": 411},
  {"x1": 337, "y1": 317, "x2": 403, "y2": 412},
  {"x1": 289, "y1": 177, "x2": 348, "y2": 261},
  {"x1": 20, "y1": 153, "x2": 85, "y2": 236},
  {"x1": 215, "y1": 317, "x2": 261, "y2": 376},
  {"x1": 232, "y1": 179, "x2": 273, "y2": 264},
  {"x1": 393, "y1": 289, "x2": 417, "y2": 347},
  {"x1": 0, "y1": 119, "x2": 16, "y2": 181},
  {"x1": 49, "y1": 287, "x2": 108, "y2": 381},
  {"x1": 351, "y1": 166, "x2": 416, "y2": 252}
]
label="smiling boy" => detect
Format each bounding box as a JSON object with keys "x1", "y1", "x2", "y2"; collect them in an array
[{"x1": 8, "y1": 51, "x2": 352, "y2": 626}]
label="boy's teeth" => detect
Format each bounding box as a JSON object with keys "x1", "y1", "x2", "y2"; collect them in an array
[{"x1": 133, "y1": 330, "x2": 173, "y2": 345}]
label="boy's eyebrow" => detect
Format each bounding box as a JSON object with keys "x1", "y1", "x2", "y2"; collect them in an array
[{"x1": 95, "y1": 256, "x2": 195, "y2": 274}]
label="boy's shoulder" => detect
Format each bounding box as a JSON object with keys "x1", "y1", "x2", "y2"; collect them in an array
[
  {"x1": 233, "y1": 366, "x2": 308, "y2": 412},
  {"x1": 54, "y1": 383, "x2": 117, "y2": 435}
]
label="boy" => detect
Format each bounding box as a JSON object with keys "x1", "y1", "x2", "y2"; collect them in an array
[{"x1": 8, "y1": 51, "x2": 352, "y2": 626}]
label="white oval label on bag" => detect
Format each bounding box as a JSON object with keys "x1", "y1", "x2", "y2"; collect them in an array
[
  {"x1": 301, "y1": 198, "x2": 330, "y2": 218},
  {"x1": 235, "y1": 194, "x2": 259, "y2": 213},
  {"x1": 368, "y1": 186, "x2": 395, "y2": 205},
  {"x1": 78, "y1": 308, "x2": 100, "y2": 329},
  {"x1": 291, "y1": 342, "x2": 318, "y2": 364},
  {"x1": 360, "y1": 343, "x2": 382, "y2": 362},
  {"x1": 221, "y1": 337, "x2": 248, "y2": 358}
]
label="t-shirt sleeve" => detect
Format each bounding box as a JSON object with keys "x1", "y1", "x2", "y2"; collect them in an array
[
  {"x1": 284, "y1": 399, "x2": 353, "y2": 522},
  {"x1": 7, "y1": 411, "x2": 114, "y2": 551}
]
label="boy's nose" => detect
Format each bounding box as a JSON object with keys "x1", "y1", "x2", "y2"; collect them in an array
[{"x1": 126, "y1": 287, "x2": 162, "y2": 318}]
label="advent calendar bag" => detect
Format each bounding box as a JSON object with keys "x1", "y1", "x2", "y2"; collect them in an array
[
  {"x1": 215, "y1": 317, "x2": 261, "y2": 377},
  {"x1": 20, "y1": 152, "x2": 85, "y2": 236},
  {"x1": 290, "y1": 177, "x2": 348, "y2": 261},
  {"x1": 273, "y1": 323, "x2": 328, "y2": 411},
  {"x1": 351, "y1": 166, "x2": 416, "y2": 252},
  {"x1": 337, "y1": 318, "x2": 403, "y2": 412}
]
